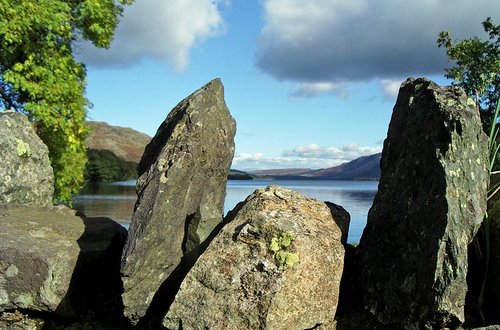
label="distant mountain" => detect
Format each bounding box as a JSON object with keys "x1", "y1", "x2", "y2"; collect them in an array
[
  {"x1": 86, "y1": 121, "x2": 254, "y2": 181},
  {"x1": 228, "y1": 169, "x2": 254, "y2": 180},
  {"x1": 250, "y1": 153, "x2": 382, "y2": 181},
  {"x1": 87, "y1": 121, "x2": 151, "y2": 163},
  {"x1": 251, "y1": 168, "x2": 313, "y2": 176},
  {"x1": 307, "y1": 153, "x2": 381, "y2": 180}
]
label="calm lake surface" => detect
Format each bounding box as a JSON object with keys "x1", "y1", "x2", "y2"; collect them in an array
[{"x1": 73, "y1": 179, "x2": 378, "y2": 243}]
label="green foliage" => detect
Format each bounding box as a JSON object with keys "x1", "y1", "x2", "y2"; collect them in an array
[
  {"x1": 85, "y1": 149, "x2": 138, "y2": 182},
  {"x1": 438, "y1": 17, "x2": 500, "y2": 135},
  {"x1": 0, "y1": 0, "x2": 133, "y2": 203},
  {"x1": 269, "y1": 232, "x2": 299, "y2": 271}
]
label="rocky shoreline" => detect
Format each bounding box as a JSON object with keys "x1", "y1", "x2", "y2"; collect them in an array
[{"x1": 0, "y1": 78, "x2": 498, "y2": 329}]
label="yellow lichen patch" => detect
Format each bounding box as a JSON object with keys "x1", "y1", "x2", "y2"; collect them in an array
[
  {"x1": 269, "y1": 232, "x2": 299, "y2": 271},
  {"x1": 15, "y1": 139, "x2": 31, "y2": 157}
]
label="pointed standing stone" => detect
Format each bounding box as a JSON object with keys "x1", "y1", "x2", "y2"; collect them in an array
[
  {"x1": 357, "y1": 78, "x2": 489, "y2": 329},
  {"x1": 120, "y1": 79, "x2": 236, "y2": 324}
]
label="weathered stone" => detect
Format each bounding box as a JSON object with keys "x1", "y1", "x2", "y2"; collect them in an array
[
  {"x1": 357, "y1": 78, "x2": 489, "y2": 329},
  {"x1": 485, "y1": 172, "x2": 500, "y2": 322},
  {"x1": 0, "y1": 205, "x2": 127, "y2": 320},
  {"x1": 0, "y1": 112, "x2": 54, "y2": 206},
  {"x1": 326, "y1": 202, "x2": 350, "y2": 244},
  {"x1": 120, "y1": 78, "x2": 236, "y2": 324},
  {"x1": 469, "y1": 326, "x2": 500, "y2": 330},
  {"x1": 163, "y1": 186, "x2": 346, "y2": 330}
]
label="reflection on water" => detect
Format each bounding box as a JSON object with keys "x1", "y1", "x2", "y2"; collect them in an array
[
  {"x1": 73, "y1": 179, "x2": 378, "y2": 243},
  {"x1": 73, "y1": 181, "x2": 137, "y2": 226}
]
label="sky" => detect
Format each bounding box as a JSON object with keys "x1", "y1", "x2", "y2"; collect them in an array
[{"x1": 75, "y1": 0, "x2": 499, "y2": 171}]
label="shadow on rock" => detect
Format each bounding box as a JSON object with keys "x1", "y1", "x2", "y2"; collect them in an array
[{"x1": 41, "y1": 215, "x2": 129, "y2": 330}]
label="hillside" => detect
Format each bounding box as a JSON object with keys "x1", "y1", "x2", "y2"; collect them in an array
[
  {"x1": 251, "y1": 168, "x2": 312, "y2": 176},
  {"x1": 85, "y1": 121, "x2": 380, "y2": 181},
  {"x1": 308, "y1": 153, "x2": 381, "y2": 180},
  {"x1": 252, "y1": 153, "x2": 381, "y2": 181},
  {"x1": 87, "y1": 121, "x2": 151, "y2": 163}
]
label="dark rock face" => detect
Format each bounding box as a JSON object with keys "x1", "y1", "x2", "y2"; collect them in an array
[
  {"x1": 163, "y1": 186, "x2": 346, "y2": 330},
  {"x1": 357, "y1": 78, "x2": 489, "y2": 329},
  {"x1": 0, "y1": 112, "x2": 54, "y2": 206},
  {"x1": 485, "y1": 173, "x2": 500, "y2": 322},
  {"x1": 120, "y1": 79, "x2": 236, "y2": 324},
  {"x1": 0, "y1": 205, "x2": 127, "y2": 320}
]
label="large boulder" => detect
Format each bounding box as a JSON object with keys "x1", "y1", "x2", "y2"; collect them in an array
[
  {"x1": 357, "y1": 78, "x2": 489, "y2": 329},
  {"x1": 163, "y1": 186, "x2": 347, "y2": 330},
  {"x1": 0, "y1": 112, "x2": 54, "y2": 206},
  {"x1": 120, "y1": 78, "x2": 236, "y2": 324},
  {"x1": 0, "y1": 205, "x2": 127, "y2": 321}
]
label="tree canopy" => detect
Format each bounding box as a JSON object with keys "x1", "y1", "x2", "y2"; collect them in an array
[
  {"x1": 0, "y1": 0, "x2": 133, "y2": 202},
  {"x1": 438, "y1": 17, "x2": 499, "y2": 129}
]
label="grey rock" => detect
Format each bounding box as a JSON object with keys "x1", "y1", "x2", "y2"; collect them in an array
[
  {"x1": 0, "y1": 205, "x2": 127, "y2": 319},
  {"x1": 120, "y1": 78, "x2": 236, "y2": 324},
  {"x1": 0, "y1": 112, "x2": 54, "y2": 206},
  {"x1": 357, "y1": 78, "x2": 489, "y2": 329},
  {"x1": 163, "y1": 186, "x2": 346, "y2": 330}
]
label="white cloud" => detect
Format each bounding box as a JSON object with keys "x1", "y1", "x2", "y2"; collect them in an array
[
  {"x1": 289, "y1": 82, "x2": 349, "y2": 99},
  {"x1": 256, "y1": 0, "x2": 499, "y2": 83},
  {"x1": 380, "y1": 79, "x2": 403, "y2": 102},
  {"x1": 232, "y1": 143, "x2": 382, "y2": 170},
  {"x1": 76, "y1": 0, "x2": 226, "y2": 70}
]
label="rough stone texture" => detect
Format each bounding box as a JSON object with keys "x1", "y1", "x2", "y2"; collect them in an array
[
  {"x1": 0, "y1": 112, "x2": 54, "y2": 206},
  {"x1": 120, "y1": 78, "x2": 236, "y2": 324},
  {"x1": 326, "y1": 202, "x2": 350, "y2": 244},
  {"x1": 357, "y1": 78, "x2": 489, "y2": 329},
  {"x1": 0, "y1": 205, "x2": 127, "y2": 319},
  {"x1": 163, "y1": 186, "x2": 346, "y2": 330},
  {"x1": 486, "y1": 173, "x2": 500, "y2": 322}
]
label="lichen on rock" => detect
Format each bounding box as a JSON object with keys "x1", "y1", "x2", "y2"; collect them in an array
[
  {"x1": 163, "y1": 186, "x2": 347, "y2": 330},
  {"x1": 0, "y1": 112, "x2": 54, "y2": 206},
  {"x1": 357, "y1": 78, "x2": 489, "y2": 329},
  {"x1": 120, "y1": 78, "x2": 236, "y2": 325},
  {"x1": 269, "y1": 232, "x2": 299, "y2": 271}
]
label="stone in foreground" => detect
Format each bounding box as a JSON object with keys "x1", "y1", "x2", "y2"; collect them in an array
[
  {"x1": 0, "y1": 205, "x2": 126, "y2": 319},
  {"x1": 357, "y1": 78, "x2": 489, "y2": 329},
  {"x1": 120, "y1": 78, "x2": 236, "y2": 324},
  {"x1": 0, "y1": 112, "x2": 54, "y2": 206},
  {"x1": 163, "y1": 186, "x2": 346, "y2": 330}
]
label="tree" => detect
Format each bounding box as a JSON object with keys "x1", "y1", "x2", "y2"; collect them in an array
[
  {"x1": 86, "y1": 149, "x2": 138, "y2": 182},
  {"x1": 0, "y1": 0, "x2": 133, "y2": 203},
  {"x1": 438, "y1": 17, "x2": 499, "y2": 135}
]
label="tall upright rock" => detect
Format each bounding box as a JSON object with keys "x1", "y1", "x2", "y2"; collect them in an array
[
  {"x1": 163, "y1": 186, "x2": 347, "y2": 330},
  {"x1": 120, "y1": 79, "x2": 236, "y2": 324},
  {"x1": 357, "y1": 78, "x2": 489, "y2": 329},
  {"x1": 0, "y1": 112, "x2": 54, "y2": 206}
]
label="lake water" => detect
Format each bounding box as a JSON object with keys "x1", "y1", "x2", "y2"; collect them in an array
[{"x1": 73, "y1": 179, "x2": 378, "y2": 243}]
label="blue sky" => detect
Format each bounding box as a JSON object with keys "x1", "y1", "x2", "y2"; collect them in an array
[{"x1": 75, "y1": 0, "x2": 499, "y2": 171}]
